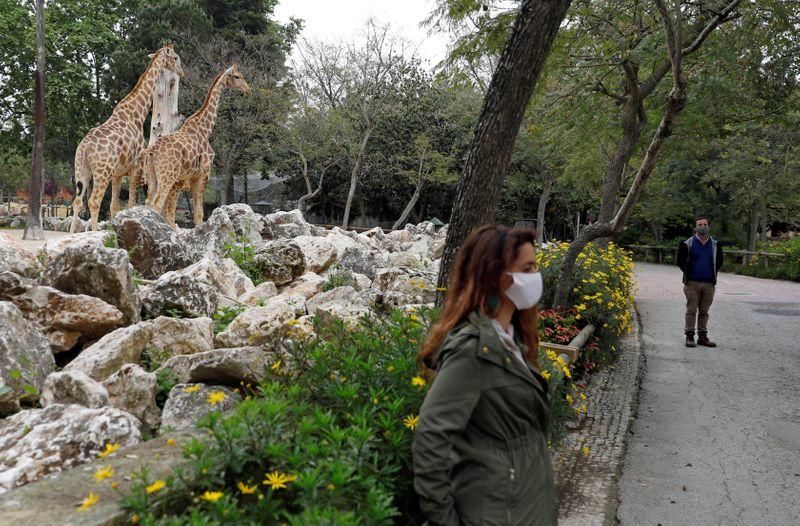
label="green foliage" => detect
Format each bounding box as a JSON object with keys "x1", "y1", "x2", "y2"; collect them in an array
[
  {"x1": 154, "y1": 367, "x2": 178, "y2": 410},
  {"x1": 103, "y1": 231, "x2": 118, "y2": 249},
  {"x1": 322, "y1": 265, "x2": 350, "y2": 292},
  {"x1": 222, "y1": 234, "x2": 263, "y2": 285},
  {"x1": 211, "y1": 304, "x2": 246, "y2": 334},
  {"x1": 723, "y1": 237, "x2": 800, "y2": 282}
]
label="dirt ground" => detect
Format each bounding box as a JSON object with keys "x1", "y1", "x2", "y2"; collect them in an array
[{"x1": 1, "y1": 227, "x2": 72, "y2": 253}]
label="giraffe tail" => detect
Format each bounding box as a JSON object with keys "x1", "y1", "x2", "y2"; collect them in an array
[{"x1": 70, "y1": 142, "x2": 91, "y2": 233}]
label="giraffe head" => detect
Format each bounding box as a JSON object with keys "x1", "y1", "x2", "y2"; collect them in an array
[
  {"x1": 149, "y1": 45, "x2": 184, "y2": 78},
  {"x1": 224, "y1": 64, "x2": 251, "y2": 96}
]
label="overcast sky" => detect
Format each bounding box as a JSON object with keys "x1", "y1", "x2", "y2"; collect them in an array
[{"x1": 273, "y1": 0, "x2": 451, "y2": 69}]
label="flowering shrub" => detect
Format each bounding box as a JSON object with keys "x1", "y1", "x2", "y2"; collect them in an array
[{"x1": 537, "y1": 242, "x2": 636, "y2": 341}]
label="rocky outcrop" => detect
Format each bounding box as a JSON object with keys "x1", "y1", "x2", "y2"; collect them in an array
[
  {"x1": 278, "y1": 272, "x2": 326, "y2": 299},
  {"x1": 0, "y1": 404, "x2": 141, "y2": 492},
  {"x1": 110, "y1": 206, "x2": 193, "y2": 279},
  {"x1": 305, "y1": 286, "x2": 359, "y2": 316},
  {"x1": 265, "y1": 209, "x2": 312, "y2": 238},
  {"x1": 0, "y1": 232, "x2": 42, "y2": 278},
  {"x1": 293, "y1": 235, "x2": 337, "y2": 273},
  {"x1": 156, "y1": 347, "x2": 271, "y2": 385},
  {"x1": 139, "y1": 271, "x2": 219, "y2": 318},
  {"x1": 42, "y1": 245, "x2": 140, "y2": 324},
  {"x1": 161, "y1": 384, "x2": 240, "y2": 430},
  {"x1": 63, "y1": 322, "x2": 153, "y2": 382},
  {"x1": 237, "y1": 281, "x2": 278, "y2": 306},
  {"x1": 150, "y1": 316, "x2": 214, "y2": 359},
  {"x1": 38, "y1": 230, "x2": 116, "y2": 263},
  {"x1": 253, "y1": 240, "x2": 306, "y2": 286},
  {"x1": 214, "y1": 294, "x2": 305, "y2": 348},
  {"x1": 40, "y1": 371, "x2": 109, "y2": 409},
  {"x1": 176, "y1": 257, "x2": 252, "y2": 308},
  {"x1": 0, "y1": 271, "x2": 124, "y2": 352},
  {"x1": 0, "y1": 302, "x2": 55, "y2": 414},
  {"x1": 102, "y1": 364, "x2": 160, "y2": 433},
  {"x1": 372, "y1": 267, "x2": 437, "y2": 304}
]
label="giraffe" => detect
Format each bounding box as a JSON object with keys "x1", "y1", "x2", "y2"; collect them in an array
[
  {"x1": 70, "y1": 45, "x2": 183, "y2": 232},
  {"x1": 147, "y1": 64, "x2": 250, "y2": 229}
]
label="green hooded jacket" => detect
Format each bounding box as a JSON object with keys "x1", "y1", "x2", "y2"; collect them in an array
[{"x1": 412, "y1": 311, "x2": 556, "y2": 526}]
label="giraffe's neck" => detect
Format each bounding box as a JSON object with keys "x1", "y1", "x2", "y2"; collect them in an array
[
  {"x1": 183, "y1": 71, "x2": 228, "y2": 141},
  {"x1": 112, "y1": 55, "x2": 161, "y2": 127}
]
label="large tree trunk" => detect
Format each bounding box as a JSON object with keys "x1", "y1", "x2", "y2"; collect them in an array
[
  {"x1": 535, "y1": 175, "x2": 553, "y2": 246},
  {"x1": 436, "y1": 0, "x2": 573, "y2": 297},
  {"x1": 148, "y1": 68, "x2": 181, "y2": 145},
  {"x1": 342, "y1": 125, "x2": 372, "y2": 229},
  {"x1": 23, "y1": 0, "x2": 46, "y2": 241}
]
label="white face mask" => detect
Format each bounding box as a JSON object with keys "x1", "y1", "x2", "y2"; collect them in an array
[{"x1": 504, "y1": 271, "x2": 543, "y2": 310}]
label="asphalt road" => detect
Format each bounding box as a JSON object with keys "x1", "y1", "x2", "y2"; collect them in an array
[{"x1": 617, "y1": 263, "x2": 800, "y2": 525}]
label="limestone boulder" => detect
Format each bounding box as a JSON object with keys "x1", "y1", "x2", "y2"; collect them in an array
[
  {"x1": 110, "y1": 206, "x2": 193, "y2": 279},
  {"x1": 139, "y1": 271, "x2": 219, "y2": 318},
  {"x1": 0, "y1": 302, "x2": 55, "y2": 413},
  {"x1": 315, "y1": 301, "x2": 372, "y2": 327},
  {"x1": 278, "y1": 272, "x2": 326, "y2": 299},
  {"x1": 253, "y1": 239, "x2": 306, "y2": 286},
  {"x1": 0, "y1": 404, "x2": 141, "y2": 492},
  {"x1": 43, "y1": 245, "x2": 140, "y2": 324},
  {"x1": 102, "y1": 364, "x2": 160, "y2": 433},
  {"x1": 218, "y1": 258, "x2": 255, "y2": 297},
  {"x1": 214, "y1": 294, "x2": 306, "y2": 348},
  {"x1": 0, "y1": 232, "x2": 42, "y2": 278},
  {"x1": 156, "y1": 347, "x2": 271, "y2": 385},
  {"x1": 387, "y1": 229, "x2": 412, "y2": 243},
  {"x1": 264, "y1": 209, "x2": 312, "y2": 238},
  {"x1": 63, "y1": 322, "x2": 153, "y2": 382},
  {"x1": 337, "y1": 245, "x2": 389, "y2": 279},
  {"x1": 237, "y1": 281, "x2": 278, "y2": 306},
  {"x1": 0, "y1": 271, "x2": 124, "y2": 352},
  {"x1": 181, "y1": 204, "x2": 271, "y2": 260},
  {"x1": 387, "y1": 251, "x2": 422, "y2": 269},
  {"x1": 40, "y1": 371, "x2": 109, "y2": 409},
  {"x1": 175, "y1": 257, "x2": 248, "y2": 308},
  {"x1": 293, "y1": 235, "x2": 337, "y2": 273},
  {"x1": 372, "y1": 267, "x2": 436, "y2": 304},
  {"x1": 150, "y1": 316, "x2": 214, "y2": 359},
  {"x1": 161, "y1": 384, "x2": 240, "y2": 430},
  {"x1": 305, "y1": 286, "x2": 358, "y2": 316},
  {"x1": 39, "y1": 230, "x2": 115, "y2": 263}
]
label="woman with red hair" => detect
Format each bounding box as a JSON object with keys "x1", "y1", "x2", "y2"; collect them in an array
[{"x1": 412, "y1": 225, "x2": 555, "y2": 525}]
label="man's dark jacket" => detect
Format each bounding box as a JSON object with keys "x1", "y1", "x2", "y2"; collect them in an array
[{"x1": 677, "y1": 235, "x2": 723, "y2": 284}]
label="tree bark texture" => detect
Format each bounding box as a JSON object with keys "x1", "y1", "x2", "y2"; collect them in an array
[
  {"x1": 536, "y1": 176, "x2": 553, "y2": 247},
  {"x1": 24, "y1": 0, "x2": 46, "y2": 241},
  {"x1": 436, "y1": 0, "x2": 573, "y2": 296},
  {"x1": 148, "y1": 69, "x2": 181, "y2": 145},
  {"x1": 393, "y1": 178, "x2": 423, "y2": 230}
]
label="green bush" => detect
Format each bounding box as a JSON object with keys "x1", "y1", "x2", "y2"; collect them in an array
[{"x1": 724, "y1": 237, "x2": 800, "y2": 282}]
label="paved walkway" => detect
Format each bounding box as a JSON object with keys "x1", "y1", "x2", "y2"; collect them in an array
[
  {"x1": 1, "y1": 227, "x2": 71, "y2": 253},
  {"x1": 617, "y1": 263, "x2": 800, "y2": 525}
]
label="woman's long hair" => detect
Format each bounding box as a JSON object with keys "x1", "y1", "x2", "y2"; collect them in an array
[{"x1": 419, "y1": 225, "x2": 539, "y2": 372}]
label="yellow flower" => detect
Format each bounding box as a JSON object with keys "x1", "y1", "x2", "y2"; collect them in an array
[
  {"x1": 263, "y1": 471, "x2": 295, "y2": 490},
  {"x1": 582, "y1": 446, "x2": 590, "y2": 456},
  {"x1": 77, "y1": 492, "x2": 99, "y2": 512},
  {"x1": 540, "y1": 370, "x2": 551, "y2": 380},
  {"x1": 207, "y1": 391, "x2": 227, "y2": 406},
  {"x1": 285, "y1": 319, "x2": 299, "y2": 327},
  {"x1": 373, "y1": 398, "x2": 379, "y2": 404},
  {"x1": 94, "y1": 465, "x2": 115, "y2": 482},
  {"x1": 580, "y1": 393, "x2": 587, "y2": 401},
  {"x1": 566, "y1": 394, "x2": 574, "y2": 405},
  {"x1": 130, "y1": 514, "x2": 140, "y2": 524},
  {"x1": 166, "y1": 438, "x2": 176, "y2": 447},
  {"x1": 200, "y1": 490, "x2": 224, "y2": 502},
  {"x1": 403, "y1": 414, "x2": 419, "y2": 430},
  {"x1": 411, "y1": 376, "x2": 426, "y2": 388},
  {"x1": 237, "y1": 481, "x2": 258, "y2": 495},
  {"x1": 182, "y1": 384, "x2": 201, "y2": 393},
  {"x1": 145, "y1": 479, "x2": 166, "y2": 494},
  {"x1": 98, "y1": 442, "x2": 120, "y2": 459},
  {"x1": 110, "y1": 481, "x2": 119, "y2": 490},
  {"x1": 386, "y1": 365, "x2": 395, "y2": 373},
  {"x1": 271, "y1": 360, "x2": 282, "y2": 371},
  {"x1": 327, "y1": 483, "x2": 336, "y2": 491}
]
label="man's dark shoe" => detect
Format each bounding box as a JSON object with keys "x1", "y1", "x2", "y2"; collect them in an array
[
  {"x1": 697, "y1": 333, "x2": 717, "y2": 347},
  {"x1": 685, "y1": 331, "x2": 696, "y2": 348}
]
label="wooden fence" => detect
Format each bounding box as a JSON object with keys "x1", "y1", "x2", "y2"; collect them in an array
[{"x1": 624, "y1": 244, "x2": 787, "y2": 267}]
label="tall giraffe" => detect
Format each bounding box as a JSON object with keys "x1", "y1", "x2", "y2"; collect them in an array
[
  {"x1": 147, "y1": 64, "x2": 250, "y2": 229},
  {"x1": 70, "y1": 46, "x2": 183, "y2": 232}
]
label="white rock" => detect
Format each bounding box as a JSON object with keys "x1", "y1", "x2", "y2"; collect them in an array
[
  {"x1": 306, "y1": 286, "x2": 358, "y2": 316},
  {"x1": 238, "y1": 281, "x2": 278, "y2": 306},
  {"x1": 0, "y1": 404, "x2": 141, "y2": 492},
  {"x1": 150, "y1": 316, "x2": 214, "y2": 359},
  {"x1": 214, "y1": 294, "x2": 306, "y2": 348},
  {"x1": 102, "y1": 364, "x2": 160, "y2": 433},
  {"x1": 265, "y1": 209, "x2": 312, "y2": 237},
  {"x1": 40, "y1": 371, "x2": 109, "y2": 408},
  {"x1": 278, "y1": 272, "x2": 327, "y2": 299},
  {"x1": 39, "y1": 230, "x2": 115, "y2": 263},
  {"x1": 156, "y1": 347, "x2": 272, "y2": 385},
  {"x1": 293, "y1": 236, "x2": 337, "y2": 273},
  {"x1": 161, "y1": 384, "x2": 240, "y2": 430},
  {"x1": 0, "y1": 232, "x2": 42, "y2": 278},
  {"x1": 218, "y1": 257, "x2": 255, "y2": 296},
  {"x1": 64, "y1": 322, "x2": 153, "y2": 381}
]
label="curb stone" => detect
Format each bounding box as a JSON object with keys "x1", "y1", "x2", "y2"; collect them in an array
[{"x1": 553, "y1": 304, "x2": 646, "y2": 526}]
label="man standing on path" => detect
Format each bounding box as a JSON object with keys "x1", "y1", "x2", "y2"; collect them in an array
[{"x1": 677, "y1": 216, "x2": 723, "y2": 348}]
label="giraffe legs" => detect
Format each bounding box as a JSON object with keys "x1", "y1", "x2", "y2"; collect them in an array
[
  {"x1": 128, "y1": 157, "x2": 144, "y2": 209},
  {"x1": 191, "y1": 178, "x2": 205, "y2": 226},
  {"x1": 164, "y1": 181, "x2": 182, "y2": 230},
  {"x1": 109, "y1": 176, "x2": 122, "y2": 218},
  {"x1": 69, "y1": 192, "x2": 85, "y2": 234},
  {"x1": 87, "y1": 175, "x2": 111, "y2": 231}
]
